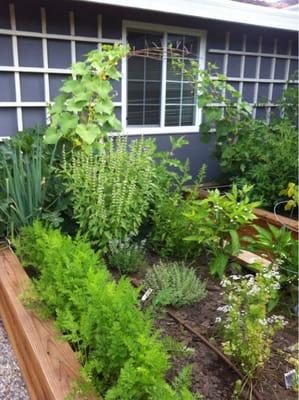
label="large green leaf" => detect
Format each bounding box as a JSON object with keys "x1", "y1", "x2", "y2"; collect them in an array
[
  {"x1": 210, "y1": 253, "x2": 229, "y2": 277},
  {"x1": 229, "y1": 229, "x2": 240, "y2": 255},
  {"x1": 76, "y1": 124, "x2": 99, "y2": 145}
]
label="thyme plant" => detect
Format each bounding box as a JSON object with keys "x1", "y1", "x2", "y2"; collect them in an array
[{"x1": 144, "y1": 261, "x2": 206, "y2": 308}]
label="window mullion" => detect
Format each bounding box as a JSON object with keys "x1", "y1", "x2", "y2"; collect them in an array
[{"x1": 160, "y1": 32, "x2": 167, "y2": 127}]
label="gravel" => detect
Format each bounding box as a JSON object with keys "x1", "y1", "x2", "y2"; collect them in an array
[{"x1": 0, "y1": 320, "x2": 30, "y2": 400}]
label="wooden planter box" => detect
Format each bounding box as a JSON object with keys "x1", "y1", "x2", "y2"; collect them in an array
[{"x1": 0, "y1": 248, "x2": 87, "y2": 400}]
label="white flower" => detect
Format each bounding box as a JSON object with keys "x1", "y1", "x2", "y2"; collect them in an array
[
  {"x1": 217, "y1": 305, "x2": 231, "y2": 313},
  {"x1": 215, "y1": 317, "x2": 222, "y2": 323}
]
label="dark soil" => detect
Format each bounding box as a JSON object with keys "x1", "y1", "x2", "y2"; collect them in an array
[{"x1": 146, "y1": 260, "x2": 298, "y2": 400}]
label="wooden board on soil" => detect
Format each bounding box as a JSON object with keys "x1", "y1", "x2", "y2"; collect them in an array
[{"x1": 0, "y1": 248, "x2": 86, "y2": 400}]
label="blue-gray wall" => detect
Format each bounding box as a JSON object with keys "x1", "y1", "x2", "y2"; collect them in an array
[{"x1": 0, "y1": 0, "x2": 298, "y2": 180}]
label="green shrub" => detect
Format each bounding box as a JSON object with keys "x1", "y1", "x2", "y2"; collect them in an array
[
  {"x1": 17, "y1": 221, "x2": 198, "y2": 399},
  {"x1": 144, "y1": 261, "x2": 206, "y2": 308},
  {"x1": 149, "y1": 154, "x2": 207, "y2": 260},
  {"x1": 63, "y1": 136, "x2": 156, "y2": 250},
  {"x1": 184, "y1": 185, "x2": 260, "y2": 277},
  {"x1": 107, "y1": 237, "x2": 146, "y2": 274},
  {"x1": 149, "y1": 194, "x2": 201, "y2": 259},
  {"x1": 219, "y1": 119, "x2": 298, "y2": 207},
  {"x1": 174, "y1": 60, "x2": 298, "y2": 208},
  {"x1": 246, "y1": 223, "x2": 298, "y2": 287},
  {"x1": 217, "y1": 266, "x2": 286, "y2": 395}
]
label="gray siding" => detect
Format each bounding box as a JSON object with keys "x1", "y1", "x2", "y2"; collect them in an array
[{"x1": 0, "y1": 0, "x2": 298, "y2": 180}]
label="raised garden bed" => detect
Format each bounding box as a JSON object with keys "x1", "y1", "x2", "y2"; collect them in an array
[{"x1": 0, "y1": 248, "x2": 88, "y2": 400}]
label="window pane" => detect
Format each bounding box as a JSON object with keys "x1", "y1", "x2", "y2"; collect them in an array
[
  {"x1": 165, "y1": 34, "x2": 198, "y2": 126},
  {"x1": 128, "y1": 57, "x2": 144, "y2": 80},
  {"x1": 181, "y1": 106, "x2": 195, "y2": 125},
  {"x1": 127, "y1": 105, "x2": 143, "y2": 125},
  {"x1": 165, "y1": 105, "x2": 180, "y2": 126},
  {"x1": 128, "y1": 81, "x2": 144, "y2": 104},
  {"x1": 166, "y1": 82, "x2": 181, "y2": 104},
  {"x1": 145, "y1": 82, "x2": 161, "y2": 105},
  {"x1": 182, "y1": 82, "x2": 195, "y2": 104},
  {"x1": 127, "y1": 30, "x2": 162, "y2": 126},
  {"x1": 145, "y1": 106, "x2": 160, "y2": 124}
]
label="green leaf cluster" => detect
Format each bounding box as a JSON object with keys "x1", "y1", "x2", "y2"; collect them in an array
[
  {"x1": 63, "y1": 136, "x2": 156, "y2": 250},
  {"x1": 173, "y1": 60, "x2": 298, "y2": 208},
  {"x1": 184, "y1": 185, "x2": 260, "y2": 277},
  {"x1": 144, "y1": 261, "x2": 206, "y2": 308},
  {"x1": 245, "y1": 223, "x2": 298, "y2": 287},
  {"x1": 44, "y1": 44, "x2": 129, "y2": 147},
  {"x1": 149, "y1": 138, "x2": 207, "y2": 259},
  {"x1": 16, "y1": 221, "x2": 198, "y2": 399}
]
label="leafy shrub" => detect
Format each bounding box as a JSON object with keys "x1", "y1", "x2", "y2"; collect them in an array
[
  {"x1": 144, "y1": 261, "x2": 206, "y2": 308},
  {"x1": 17, "y1": 221, "x2": 198, "y2": 399},
  {"x1": 175, "y1": 60, "x2": 298, "y2": 208},
  {"x1": 245, "y1": 224, "x2": 298, "y2": 287},
  {"x1": 45, "y1": 44, "x2": 128, "y2": 148},
  {"x1": 219, "y1": 119, "x2": 298, "y2": 207},
  {"x1": 107, "y1": 236, "x2": 146, "y2": 274},
  {"x1": 149, "y1": 141, "x2": 207, "y2": 259},
  {"x1": 185, "y1": 185, "x2": 260, "y2": 277},
  {"x1": 63, "y1": 136, "x2": 156, "y2": 250},
  {"x1": 217, "y1": 266, "x2": 286, "y2": 393}
]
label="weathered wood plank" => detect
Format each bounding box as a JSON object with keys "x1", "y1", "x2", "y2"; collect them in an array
[
  {"x1": 0, "y1": 248, "x2": 84, "y2": 400},
  {"x1": 235, "y1": 249, "x2": 271, "y2": 269}
]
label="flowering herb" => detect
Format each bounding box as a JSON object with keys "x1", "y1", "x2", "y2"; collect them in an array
[
  {"x1": 107, "y1": 236, "x2": 146, "y2": 274},
  {"x1": 217, "y1": 265, "x2": 286, "y2": 397}
]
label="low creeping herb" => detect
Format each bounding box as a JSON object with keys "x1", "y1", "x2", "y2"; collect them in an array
[{"x1": 144, "y1": 261, "x2": 206, "y2": 308}]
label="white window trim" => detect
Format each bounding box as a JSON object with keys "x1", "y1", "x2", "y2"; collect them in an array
[{"x1": 121, "y1": 20, "x2": 207, "y2": 135}]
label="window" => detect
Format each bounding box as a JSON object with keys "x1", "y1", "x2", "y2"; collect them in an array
[{"x1": 122, "y1": 21, "x2": 206, "y2": 134}]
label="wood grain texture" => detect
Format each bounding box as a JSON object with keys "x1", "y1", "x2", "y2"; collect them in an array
[
  {"x1": 235, "y1": 249, "x2": 271, "y2": 268},
  {"x1": 0, "y1": 248, "x2": 85, "y2": 400}
]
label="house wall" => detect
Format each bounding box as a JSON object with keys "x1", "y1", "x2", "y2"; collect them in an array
[{"x1": 0, "y1": 0, "x2": 298, "y2": 179}]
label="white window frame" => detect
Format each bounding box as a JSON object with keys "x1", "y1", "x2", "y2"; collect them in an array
[{"x1": 121, "y1": 20, "x2": 207, "y2": 135}]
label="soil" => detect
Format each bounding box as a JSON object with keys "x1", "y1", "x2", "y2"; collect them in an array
[{"x1": 144, "y1": 260, "x2": 298, "y2": 400}]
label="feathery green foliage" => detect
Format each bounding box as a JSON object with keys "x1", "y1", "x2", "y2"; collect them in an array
[
  {"x1": 144, "y1": 261, "x2": 206, "y2": 308},
  {"x1": 16, "y1": 221, "x2": 199, "y2": 399}
]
